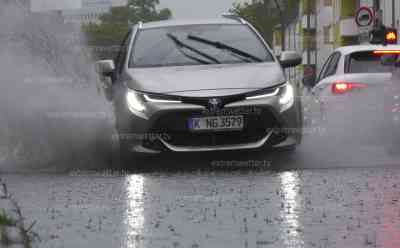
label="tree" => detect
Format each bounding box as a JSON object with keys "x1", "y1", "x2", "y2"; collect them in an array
[
  {"x1": 231, "y1": 0, "x2": 299, "y2": 50},
  {"x1": 231, "y1": 1, "x2": 278, "y2": 45},
  {"x1": 83, "y1": 0, "x2": 172, "y2": 59}
]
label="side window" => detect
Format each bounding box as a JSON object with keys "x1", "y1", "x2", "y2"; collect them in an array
[
  {"x1": 323, "y1": 52, "x2": 341, "y2": 79},
  {"x1": 317, "y1": 54, "x2": 333, "y2": 82},
  {"x1": 115, "y1": 31, "x2": 132, "y2": 77}
]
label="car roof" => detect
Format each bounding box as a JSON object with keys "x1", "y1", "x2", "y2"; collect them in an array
[
  {"x1": 138, "y1": 18, "x2": 243, "y2": 29},
  {"x1": 334, "y1": 44, "x2": 400, "y2": 55}
]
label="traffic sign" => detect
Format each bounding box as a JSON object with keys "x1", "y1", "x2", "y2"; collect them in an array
[{"x1": 355, "y1": 7, "x2": 374, "y2": 27}]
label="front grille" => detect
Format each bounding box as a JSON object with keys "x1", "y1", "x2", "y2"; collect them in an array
[
  {"x1": 181, "y1": 94, "x2": 245, "y2": 108},
  {"x1": 145, "y1": 107, "x2": 281, "y2": 148}
]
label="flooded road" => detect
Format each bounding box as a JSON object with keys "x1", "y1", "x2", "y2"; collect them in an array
[{"x1": 3, "y1": 135, "x2": 400, "y2": 248}]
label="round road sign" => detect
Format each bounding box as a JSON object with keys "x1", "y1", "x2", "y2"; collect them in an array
[{"x1": 355, "y1": 7, "x2": 374, "y2": 27}]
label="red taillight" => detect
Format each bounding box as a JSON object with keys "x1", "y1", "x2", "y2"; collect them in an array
[{"x1": 331, "y1": 82, "x2": 367, "y2": 94}]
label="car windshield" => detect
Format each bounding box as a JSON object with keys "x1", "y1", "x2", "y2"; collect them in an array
[
  {"x1": 129, "y1": 24, "x2": 273, "y2": 68},
  {"x1": 346, "y1": 51, "x2": 393, "y2": 73}
]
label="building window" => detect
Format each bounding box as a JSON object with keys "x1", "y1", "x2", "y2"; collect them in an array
[
  {"x1": 324, "y1": 0, "x2": 332, "y2": 6},
  {"x1": 324, "y1": 25, "x2": 333, "y2": 44}
]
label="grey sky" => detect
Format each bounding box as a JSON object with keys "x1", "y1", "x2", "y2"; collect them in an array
[
  {"x1": 31, "y1": 0, "x2": 125, "y2": 11},
  {"x1": 31, "y1": 0, "x2": 81, "y2": 11},
  {"x1": 159, "y1": 0, "x2": 248, "y2": 19},
  {"x1": 31, "y1": 0, "x2": 248, "y2": 18}
]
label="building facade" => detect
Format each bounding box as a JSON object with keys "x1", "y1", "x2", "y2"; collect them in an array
[
  {"x1": 315, "y1": 0, "x2": 359, "y2": 73},
  {"x1": 30, "y1": 0, "x2": 128, "y2": 24},
  {"x1": 62, "y1": 6, "x2": 110, "y2": 24},
  {"x1": 273, "y1": 0, "x2": 317, "y2": 85},
  {"x1": 275, "y1": 0, "x2": 400, "y2": 80},
  {"x1": 380, "y1": 0, "x2": 400, "y2": 27}
]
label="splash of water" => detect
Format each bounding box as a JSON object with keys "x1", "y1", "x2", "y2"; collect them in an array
[{"x1": 0, "y1": 2, "x2": 114, "y2": 172}]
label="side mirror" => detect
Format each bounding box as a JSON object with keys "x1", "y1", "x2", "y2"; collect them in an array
[
  {"x1": 279, "y1": 51, "x2": 302, "y2": 68},
  {"x1": 95, "y1": 60, "x2": 115, "y2": 102},
  {"x1": 95, "y1": 60, "x2": 115, "y2": 77}
]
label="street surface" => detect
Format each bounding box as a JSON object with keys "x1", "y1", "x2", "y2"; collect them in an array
[{"x1": 3, "y1": 132, "x2": 400, "y2": 248}]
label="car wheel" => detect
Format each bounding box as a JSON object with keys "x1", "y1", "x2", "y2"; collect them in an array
[
  {"x1": 275, "y1": 145, "x2": 297, "y2": 153},
  {"x1": 111, "y1": 132, "x2": 144, "y2": 169}
]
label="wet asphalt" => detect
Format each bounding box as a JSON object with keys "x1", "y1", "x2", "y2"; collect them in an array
[{"x1": 3, "y1": 132, "x2": 400, "y2": 248}]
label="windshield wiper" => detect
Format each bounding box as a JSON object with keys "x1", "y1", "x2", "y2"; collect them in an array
[
  {"x1": 187, "y1": 35, "x2": 263, "y2": 63},
  {"x1": 166, "y1": 33, "x2": 220, "y2": 64}
]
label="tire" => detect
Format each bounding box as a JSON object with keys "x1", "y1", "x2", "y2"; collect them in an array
[
  {"x1": 112, "y1": 132, "x2": 143, "y2": 169},
  {"x1": 274, "y1": 144, "x2": 297, "y2": 153},
  {"x1": 112, "y1": 102, "x2": 134, "y2": 165}
]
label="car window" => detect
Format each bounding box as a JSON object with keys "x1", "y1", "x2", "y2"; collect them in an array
[
  {"x1": 129, "y1": 24, "x2": 274, "y2": 68},
  {"x1": 346, "y1": 51, "x2": 393, "y2": 73},
  {"x1": 317, "y1": 54, "x2": 333, "y2": 82},
  {"x1": 323, "y1": 52, "x2": 341, "y2": 79}
]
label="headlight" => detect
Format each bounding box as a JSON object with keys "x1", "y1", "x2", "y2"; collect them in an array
[
  {"x1": 143, "y1": 94, "x2": 182, "y2": 103},
  {"x1": 126, "y1": 89, "x2": 182, "y2": 119},
  {"x1": 279, "y1": 83, "x2": 294, "y2": 105},
  {"x1": 126, "y1": 89, "x2": 146, "y2": 113},
  {"x1": 279, "y1": 83, "x2": 295, "y2": 112},
  {"x1": 245, "y1": 88, "x2": 280, "y2": 100}
]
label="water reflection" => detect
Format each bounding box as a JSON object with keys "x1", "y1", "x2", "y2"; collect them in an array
[
  {"x1": 381, "y1": 187, "x2": 400, "y2": 248},
  {"x1": 279, "y1": 171, "x2": 304, "y2": 247},
  {"x1": 124, "y1": 174, "x2": 146, "y2": 248}
]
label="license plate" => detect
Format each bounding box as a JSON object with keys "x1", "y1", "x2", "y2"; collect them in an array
[{"x1": 188, "y1": 116, "x2": 244, "y2": 131}]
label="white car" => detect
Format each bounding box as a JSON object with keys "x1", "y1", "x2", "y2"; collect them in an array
[{"x1": 309, "y1": 45, "x2": 400, "y2": 143}]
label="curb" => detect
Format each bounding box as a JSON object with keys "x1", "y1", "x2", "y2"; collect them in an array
[{"x1": 0, "y1": 179, "x2": 35, "y2": 248}]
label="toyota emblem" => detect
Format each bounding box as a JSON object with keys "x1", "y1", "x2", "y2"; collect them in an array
[{"x1": 208, "y1": 98, "x2": 222, "y2": 113}]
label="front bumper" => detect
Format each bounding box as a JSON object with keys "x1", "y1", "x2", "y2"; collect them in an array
[{"x1": 117, "y1": 92, "x2": 301, "y2": 154}]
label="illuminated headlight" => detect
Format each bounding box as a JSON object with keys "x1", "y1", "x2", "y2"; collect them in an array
[
  {"x1": 126, "y1": 89, "x2": 146, "y2": 114},
  {"x1": 143, "y1": 94, "x2": 182, "y2": 103},
  {"x1": 279, "y1": 83, "x2": 295, "y2": 112},
  {"x1": 279, "y1": 83, "x2": 294, "y2": 105},
  {"x1": 126, "y1": 89, "x2": 182, "y2": 118},
  {"x1": 245, "y1": 82, "x2": 295, "y2": 112},
  {"x1": 245, "y1": 88, "x2": 280, "y2": 100}
]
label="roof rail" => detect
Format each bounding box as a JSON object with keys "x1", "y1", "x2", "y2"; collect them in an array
[{"x1": 221, "y1": 13, "x2": 246, "y2": 24}]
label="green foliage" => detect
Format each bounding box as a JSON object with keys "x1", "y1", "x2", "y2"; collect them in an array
[
  {"x1": 0, "y1": 209, "x2": 15, "y2": 226},
  {"x1": 231, "y1": 1, "x2": 277, "y2": 44},
  {"x1": 82, "y1": 0, "x2": 172, "y2": 59},
  {"x1": 82, "y1": 23, "x2": 129, "y2": 47},
  {"x1": 231, "y1": 0, "x2": 299, "y2": 44},
  {"x1": 281, "y1": 0, "x2": 300, "y2": 22}
]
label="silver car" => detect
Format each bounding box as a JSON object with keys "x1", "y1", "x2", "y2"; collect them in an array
[{"x1": 96, "y1": 15, "x2": 303, "y2": 160}]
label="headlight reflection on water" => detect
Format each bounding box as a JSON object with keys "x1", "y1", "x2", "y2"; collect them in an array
[
  {"x1": 279, "y1": 171, "x2": 304, "y2": 247},
  {"x1": 124, "y1": 175, "x2": 146, "y2": 248}
]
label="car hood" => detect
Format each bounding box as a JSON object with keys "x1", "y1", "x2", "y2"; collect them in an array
[{"x1": 125, "y1": 62, "x2": 285, "y2": 97}]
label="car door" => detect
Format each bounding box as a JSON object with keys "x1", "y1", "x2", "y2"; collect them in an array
[
  {"x1": 313, "y1": 52, "x2": 342, "y2": 97},
  {"x1": 306, "y1": 52, "x2": 341, "y2": 124}
]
